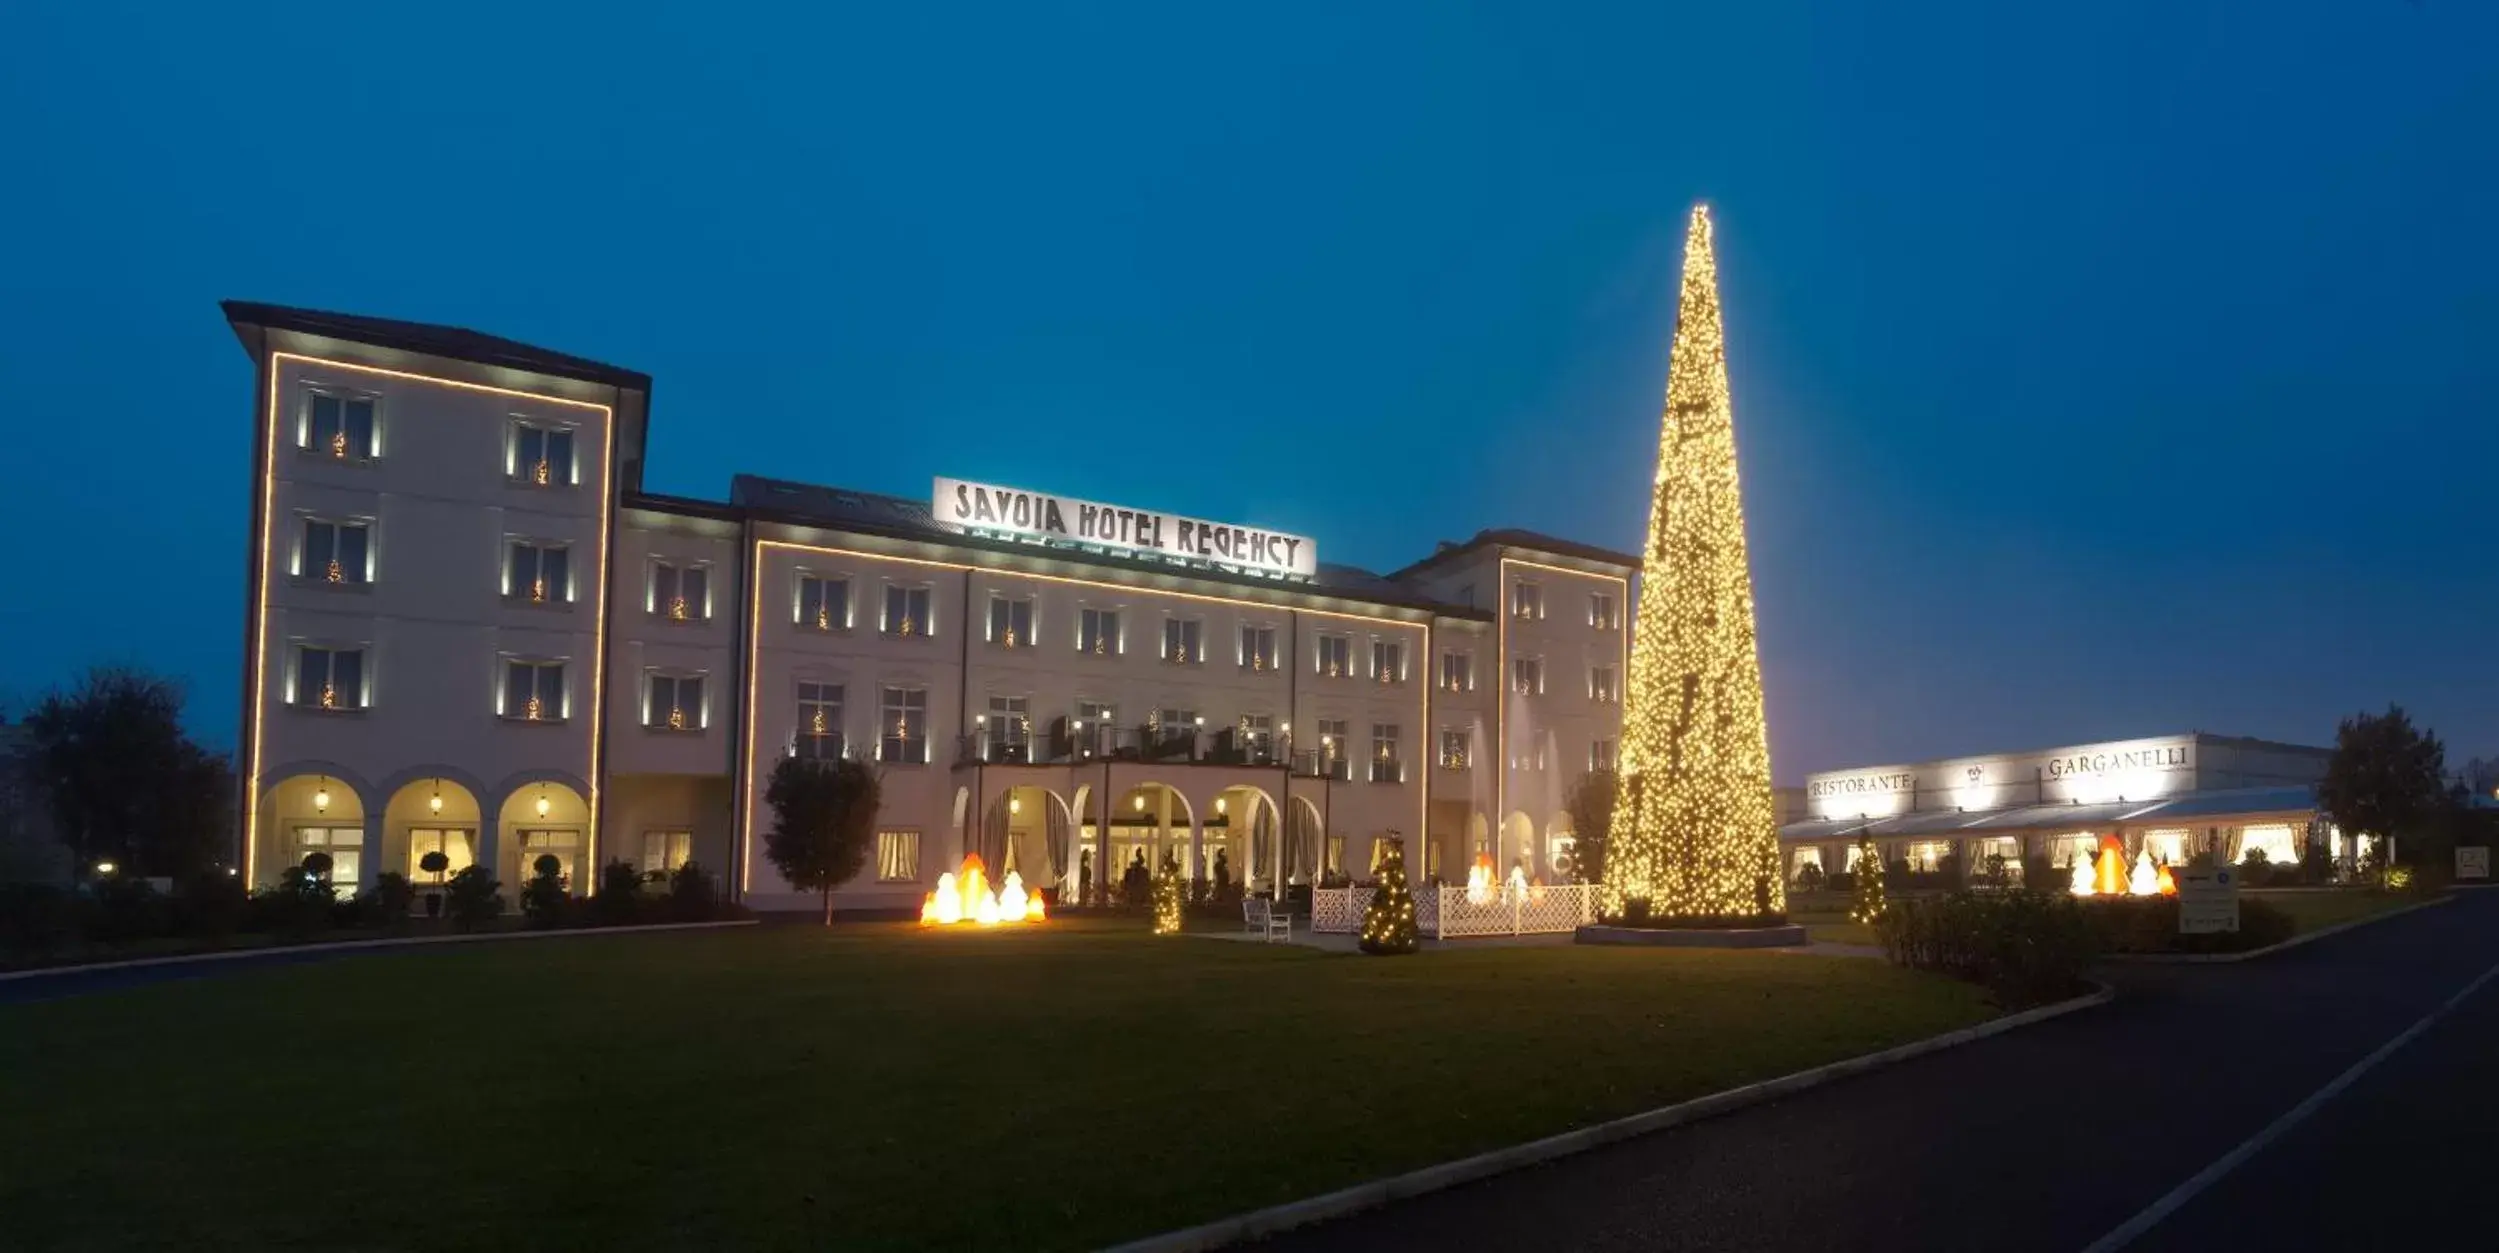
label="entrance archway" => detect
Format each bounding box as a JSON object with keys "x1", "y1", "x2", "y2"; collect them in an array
[
  {"x1": 977, "y1": 785, "x2": 1077, "y2": 894},
  {"x1": 384, "y1": 775, "x2": 483, "y2": 903},
  {"x1": 498, "y1": 780, "x2": 590, "y2": 892},
  {"x1": 1289, "y1": 796, "x2": 1326, "y2": 883},
  {"x1": 1207, "y1": 785, "x2": 1279, "y2": 896},
  {"x1": 1105, "y1": 782, "x2": 1194, "y2": 901},
  {"x1": 254, "y1": 769, "x2": 371, "y2": 892}
]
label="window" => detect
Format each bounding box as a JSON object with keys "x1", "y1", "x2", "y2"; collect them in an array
[
  {"x1": 299, "y1": 518, "x2": 370, "y2": 585},
  {"x1": 988, "y1": 594, "x2": 1035, "y2": 648},
  {"x1": 1903, "y1": 841, "x2": 1950, "y2": 873},
  {"x1": 1078, "y1": 607, "x2": 1120, "y2": 656},
  {"x1": 641, "y1": 830, "x2": 693, "y2": 876},
  {"x1": 303, "y1": 391, "x2": 376, "y2": 460},
  {"x1": 502, "y1": 659, "x2": 566, "y2": 722},
  {"x1": 518, "y1": 828, "x2": 582, "y2": 888},
  {"x1": 1512, "y1": 657, "x2": 1544, "y2": 695},
  {"x1": 1589, "y1": 591, "x2": 1619, "y2": 630},
  {"x1": 1075, "y1": 700, "x2": 1117, "y2": 757},
  {"x1": 1315, "y1": 633, "x2": 1353, "y2": 678},
  {"x1": 651, "y1": 561, "x2": 710, "y2": 622},
  {"x1": 644, "y1": 671, "x2": 705, "y2": 731},
  {"x1": 795, "y1": 682, "x2": 845, "y2": 760},
  {"x1": 1589, "y1": 665, "x2": 1618, "y2": 704},
  {"x1": 883, "y1": 584, "x2": 931, "y2": 638},
  {"x1": 505, "y1": 540, "x2": 572, "y2": 604},
  {"x1": 292, "y1": 645, "x2": 365, "y2": 710},
  {"x1": 2239, "y1": 824, "x2": 2298, "y2": 866},
  {"x1": 2143, "y1": 828, "x2": 2189, "y2": 866},
  {"x1": 407, "y1": 828, "x2": 473, "y2": 879},
  {"x1": 1514, "y1": 736, "x2": 1549, "y2": 772},
  {"x1": 798, "y1": 574, "x2": 850, "y2": 631},
  {"x1": 1590, "y1": 738, "x2": 1619, "y2": 771},
  {"x1": 1240, "y1": 624, "x2": 1278, "y2": 672},
  {"x1": 879, "y1": 686, "x2": 928, "y2": 763},
  {"x1": 1439, "y1": 651, "x2": 1473, "y2": 692},
  {"x1": 295, "y1": 826, "x2": 363, "y2": 895},
  {"x1": 1155, "y1": 708, "x2": 1199, "y2": 746},
  {"x1": 985, "y1": 695, "x2": 1030, "y2": 759},
  {"x1": 1511, "y1": 581, "x2": 1544, "y2": 620},
  {"x1": 1371, "y1": 640, "x2": 1404, "y2": 685},
  {"x1": 1438, "y1": 729, "x2": 1470, "y2": 770},
  {"x1": 1369, "y1": 723, "x2": 1402, "y2": 784},
  {"x1": 1162, "y1": 617, "x2": 1203, "y2": 665},
  {"x1": 877, "y1": 829, "x2": 922, "y2": 882},
  {"x1": 1237, "y1": 713, "x2": 1275, "y2": 762},
  {"x1": 1317, "y1": 718, "x2": 1349, "y2": 780},
  {"x1": 509, "y1": 420, "x2": 576, "y2": 487},
  {"x1": 1326, "y1": 835, "x2": 1345, "y2": 876}
]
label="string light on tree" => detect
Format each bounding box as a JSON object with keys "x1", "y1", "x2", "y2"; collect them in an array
[
  {"x1": 1849, "y1": 836, "x2": 1888, "y2": 924},
  {"x1": 1359, "y1": 836, "x2": 1420, "y2": 955},
  {"x1": 1602, "y1": 204, "x2": 1784, "y2": 921}
]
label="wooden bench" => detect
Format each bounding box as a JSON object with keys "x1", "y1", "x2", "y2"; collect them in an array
[{"x1": 1243, "y1": 896, "x2": 1292, "y2": 942}]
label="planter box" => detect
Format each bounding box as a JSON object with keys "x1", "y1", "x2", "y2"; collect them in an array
[{"x1": 1574, "y1": 923, "x2": 1808, "y2": 949}]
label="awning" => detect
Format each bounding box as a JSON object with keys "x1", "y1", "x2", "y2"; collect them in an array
[{"x1": 1777, "y1": 784, "x2": 2322, "y2": 842}]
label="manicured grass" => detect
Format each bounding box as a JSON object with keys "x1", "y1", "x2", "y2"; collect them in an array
[
  {"x1": 1796, "y1": 912, "x2": 1879, "y2": 946},
  {"x1": 0, "y1": 920, "x2": 1996, "y2": 1251},
  {"x1": 2254, "y1": 889, "x2": 2435, "y2": 935}
]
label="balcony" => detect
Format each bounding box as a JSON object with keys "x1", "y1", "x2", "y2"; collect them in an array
[{"x1": 952, "y1": 720, "x2": 1294, "y2": 769}]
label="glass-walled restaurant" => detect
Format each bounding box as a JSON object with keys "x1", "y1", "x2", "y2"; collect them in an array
[{"x1": 1779, "y1": 733, "x2": 2359, "y2": 884}]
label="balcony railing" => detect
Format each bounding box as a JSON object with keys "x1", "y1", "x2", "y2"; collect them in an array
[{"x1": 951, "y1": 720, "x2": 1298, "y2": 768}]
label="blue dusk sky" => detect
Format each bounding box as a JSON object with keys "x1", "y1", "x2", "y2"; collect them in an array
[{"x1": 2, "y1": 2, "x2": 2494, "y2": 780}]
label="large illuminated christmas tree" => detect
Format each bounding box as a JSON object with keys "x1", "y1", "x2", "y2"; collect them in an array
[{"x1": 1604, "y1": 204, "x2": 1783, "y2": 920}]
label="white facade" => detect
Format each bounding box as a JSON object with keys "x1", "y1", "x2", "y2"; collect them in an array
[{"x1": 227, "y1": 303, "x2": 1634, "y2": 911}]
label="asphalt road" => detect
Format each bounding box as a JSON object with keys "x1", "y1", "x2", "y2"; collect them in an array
[{"x1": 1264, "y1": 889, "x2": 2499, "y2": 1253}]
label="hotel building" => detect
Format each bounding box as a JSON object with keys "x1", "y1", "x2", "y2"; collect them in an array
[
  {"x1": 1778, "y1": 732, "x2": 2349, "y2": 882},
  {"x1": 228, "y1": 302, "x2": 1634, "y2": 911}
]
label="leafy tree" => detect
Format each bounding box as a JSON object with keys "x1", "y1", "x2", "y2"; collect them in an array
[
  {"x1": 2318, "y1": 705, "x2": 2447, "y2": 870},
  {"x1": 25, "y1": 668, "x2": 232, "y2": 879},
  {"x1": 763, "y1": 756, "x2": 881, "y2": 924},
  {"x1": 418, "y1": 849, "x2": 451, "y2": 884},
  {"x1": 1562, "y1": 769, "x2": 1619, "y2": 885}
]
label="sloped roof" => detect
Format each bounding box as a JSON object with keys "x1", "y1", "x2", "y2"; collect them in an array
[
  {"x1": 1387, "y1": 527, "x2": 1641, "y2": 579},
  {"x1": 222, "y1": 300, "x2": 650, "y2": 391}
]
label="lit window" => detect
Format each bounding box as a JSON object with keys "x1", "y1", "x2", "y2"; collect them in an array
[
  {"x1": 509, "y1": 420, "x2": 576, "y2": 487},
  {"x1": 988, "y1": 594, "x2": 1035, "y2": 648},
  {"x1": 644, "y1": 671, "x2": 705, "y2": 731},
  {"x1": 1512, "y1": 657, "x2": 1544, "y2": 695},
  {"x1": 517, "y1": 828, "x2": 581, "y2": 888},
  {"x1": 1078, "y1": 607, "x2": 1120, "y2": 656},
  {"x1": 1371, "y1": 640, "x2": 1404, "y2": 685},
  {"x1": 641, "y1": 830, "x2": 693, "y2": 876},
  {"x1": 651, "y1": 561, "x2": 710, "y2": 622},
  {"x1": 882, "y1": 585, "x2": 931, "y2": 638},
  {"x1": 1326, "y1": 835, "x2": 1346, "y2": 875},
  {"x1": 1904, "y1": 841, "x2": 1950, "y2": 873},
  {"x1": 502, "y1": 659, "x2": 566, "y2": 722},
  {"x1": 2240, "y1": 824, "x2": 2298, "y2": 866},
  {"x1": 1240, "y1": 624, "x2": 1278, "y2": 672},
  {"x1": 986, "y1": 695, "x2": 1031, "y2": 759},
  {"x1": 797, "y1": 574, "x2": 849, "y2": 630},
  {"x1": 2143, "y1": 828, "x2": 2189, "y2": 865},
  {"x1": 1438, "y1": 730, "x2": 1470, "y2": 770},
  {"x1": 1162, "y1": 617, "x2": 1203, "y2": 665},
  {"x1": 1589, "y1": 665, "x2": 1618, "y2": 704},
  {"x1": 1514, "y1": 737, "x2": 1549, "y2": 772},
  {"x1": 295, "y1": 826, "x2": 363, "y2": 895},
  {"x1": 1237, "y1": 713, "x2": 1276, "y2": 762},
  {"x1": 505, "y1": 540, "x2": 572, "y2": 604},
  {"x1": 1075, "y1": 700, "x2": 1117, "y2": 757},
  {"x1": 292, "y1": 646, "x2": 366, "y2": 710},
  {"x1": 298, "y1": 517, "x2": 370, "y2": 585},
  {"x1": 877, "y1": 829, "x2": 922, "y2": 882},
  {"x1": 879, "y1": 686, "x2": 928, "y2": 763},
  {"x1": 1439, "y1": 651, "x2": 1473, "y2": 692},
  {"x1": 1511, "y1": 581, "x2": 1544, "y2": 620},
  {"x1": 302, "y1": 391, "x2": 376, "y2": 460},
  {"x1": 1154, "y1": 709, "x2": 1198, "y2": 748},
  {"x1": 408, "y1": 828, "x2": 473, "y2": 879},
  {"x1": 1369, "y1": 724, "x2": 1402, "y2": 784},
  {"x1": 1315, "y1": 633, "x2": 1352, "y2": 678},
  {"x1": 1317, "y1": 718, "x2": 1349, "y2": 780},
  {"x1": 1590, "y1": 738, "x2": 1618, "y2": 771},
  {"x1": 1588, "y1": 592, "x2": 1619, "y2": 630},
  {"x1": 795, "y1": 682, "x2": 845, "y2": 760}
]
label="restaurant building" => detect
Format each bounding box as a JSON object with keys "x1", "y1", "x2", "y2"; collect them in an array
[
  {"x1": 226, "y1": 302, "x2": 1635, "y2": 911},
  {"x1": 1778, "y1": 733, "x2": 2349, "y2": 883}
]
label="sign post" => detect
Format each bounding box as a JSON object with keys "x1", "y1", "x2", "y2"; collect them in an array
[
  {"x1": 2458, "y1": 847, "x2": 2490, "y2": 882},
  {"x1": 2178, "y1": 865, "x2": 2239, "y2": 935}
]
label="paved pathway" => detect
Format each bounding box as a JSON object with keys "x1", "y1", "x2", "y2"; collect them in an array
[{"x1": 1263, "y1": 890, "x2": 2499, "y2": 1252}]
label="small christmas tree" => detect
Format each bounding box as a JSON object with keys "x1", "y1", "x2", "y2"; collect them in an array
[
  {"x1": 1359, "y1": 837, "x2": 1420, "y2": 955},
  {"x1": 1150, "y1": 851, "x2": 1185, "y2": 935},
  {"x1": 1848, "y1": 835, "x2": 1888, "y2": 925}
]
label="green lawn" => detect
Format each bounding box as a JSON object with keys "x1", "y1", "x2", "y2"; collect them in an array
[
  {"x1": 2253, "y1": 889, "x2": 2433, "y2": 935},
  {"x1": 0, "y1": 921, "x2": 1995, "y2": 1251}
]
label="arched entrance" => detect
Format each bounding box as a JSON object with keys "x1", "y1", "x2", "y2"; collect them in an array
[
  {"x1": 253, "y1": 769, "x2": 371, "y2": 892},
  {"x1": 1105, "y1": 782, "x2": 1194, "y2": 903},
  {"x1": 498, "y1": 780, "x2": 590, "y2": 892},
  {"x1": 1500, "y1": 812, "x2": 1536, "y2": 881},
  {"x1": 976, "y1": 785, "x2": 1077, "y2": 896},
  {"x1": 384, "y1": 775, "x2": 483, "y2": 905},
  {"x1": 1207, "y1": 785, "x2": 1279, "y2": 897},
  {"x1": 1289, "y1": 796, "x2": 1327, "y2": 883}
]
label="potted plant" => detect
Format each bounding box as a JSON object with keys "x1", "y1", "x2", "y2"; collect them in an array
[{"x1": 418, "y1": 850, "x2": 450, "y2": 918}]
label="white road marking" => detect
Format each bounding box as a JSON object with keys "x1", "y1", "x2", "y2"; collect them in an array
[{"x1": 2080, "y1": 952, "x2": 2499, "y2": 1252}]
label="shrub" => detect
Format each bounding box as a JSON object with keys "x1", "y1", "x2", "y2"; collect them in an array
[
  {"x1": 2383, "y1": 865, "x2": 2416, "y2": 891},
  {"x1": 88, "y1": 876, "x2": 172, "y2": 944},
  {"x1": 668, "y1": 860, "x2": 722, "y2": 921},
  {"x1": 520, "y1": 857, "x2": 571, "y2": 928},
  {"x1": 1874, "y1": 890, "x2": 2098, "y2": 1007},
  {"x1": 591, "y1": 859, "x2": 649, "y2": 927},
  {"x1": 172, "y1": 873, "x2": 249, "y2": 939},
  {"x1": 358, "y1": 872, "x2": 416, "y2": 928},
  {"x1": 444, "y1": 865, "x2": 504, "y2": 930},
  {"x1": 248, "y1": 867, "x2": 336, "y2": 937},
  {"x1": 1794, "y1": 862, "x2": 1827, "y2": 892},
  {"x1": 2083, "y1": 895, "x2": 2295, "y2": 954},
  {"x1": 0, "y1": 883, "x2": 78, "y2": 956}
]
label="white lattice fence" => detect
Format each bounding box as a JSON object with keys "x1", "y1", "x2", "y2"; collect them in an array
[
  {"x1": 1312, "y1": 887, "x2": 1372, "y2": 933},
  {"x1": 1312, "y1": 884, "x2": 1597, "y2": 937}
]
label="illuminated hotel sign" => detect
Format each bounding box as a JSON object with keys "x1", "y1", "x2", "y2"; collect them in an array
[
  {"x1": 933, "y1": 476, "x2": 1318, "y2": 580},
  {"x1": 1805, "y1": 735, "x2": 2201, "y2": 820}
]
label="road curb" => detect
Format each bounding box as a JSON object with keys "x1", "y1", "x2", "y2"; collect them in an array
[
  {"x1": 0, "y1": 918, "x2": 761, "y2": 983},
  {"x1": 2102, "y1": 893, "x2": 2454, "y2": 965},
  {"x1": 1100, "y1": 979, "x2": 2116, "y2": 1253}
]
